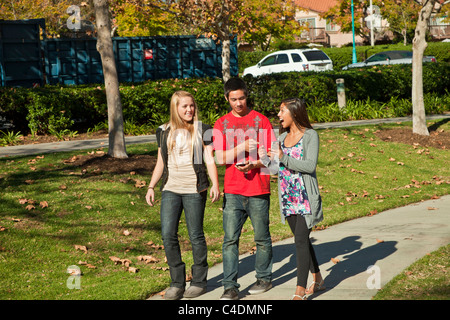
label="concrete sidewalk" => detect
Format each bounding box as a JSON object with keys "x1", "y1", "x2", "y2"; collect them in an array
[
  {"x1": 149, "y1": 194, "x2": 449, "y2": 300},
  {"x1": 0, "y1": 135, "x2": 156, "y2": 158}
]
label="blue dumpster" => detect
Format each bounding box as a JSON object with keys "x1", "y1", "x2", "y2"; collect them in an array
[{"x1": 1, "y1": 19, "x2": 239, "y2": 87}]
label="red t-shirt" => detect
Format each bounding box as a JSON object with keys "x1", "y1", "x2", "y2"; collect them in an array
[{"x1": 213, "y1": 110, "x2": 276, "y2": 196}]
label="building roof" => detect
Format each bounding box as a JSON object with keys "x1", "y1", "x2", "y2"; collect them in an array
[{"x1": 294, "y1": 0, "x2": 338, "y2": 13}]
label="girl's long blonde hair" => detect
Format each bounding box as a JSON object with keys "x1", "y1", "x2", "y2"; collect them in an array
[{"x1": 167, "y1": 91, "x2": 202, "y2": 158}]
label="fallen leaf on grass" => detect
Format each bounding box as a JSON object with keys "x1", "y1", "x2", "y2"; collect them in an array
[
  {"x1": 63, "y1": 156, "x2": 78, "y2": 164},
  {"x1": 119, "y1": 177, "x2": 131, "y2": 183},
  {"x1": 109, "y1": 256, "x2": 132, "y2": 267},
  {"x1": 146, "y1": 241, "x2": 164, "y2": 250},
  {"x1": 331, "y1": 257, "x2": 340, "y2": 264},
  {"x1": 127, "y1": 267, "x2": 139, "y2": 273},
  {"x1": 109, "y1": 256, "x2": 121, "y2": 263},
  {"x1": 78, "y1": 261, "x2": 97, "y2": 269},
  {"x1": 134, "y1": 179, "x2": 146, "y2": 188},
  {"x1": 152, "y1": 266, "x2": 169, "y2": 271},
  {"x1": 137, "y1": 255, "x2": 159, "y2": 264},
  {"x1": 40, "y1": 201, "x2": 48, "y2": 208},
  {"x1": 67, "y1": 266, "x2": 82, "y2": 276},
  {"x1": 74, "y1": 245, "x2": 88, "y2": 253}
]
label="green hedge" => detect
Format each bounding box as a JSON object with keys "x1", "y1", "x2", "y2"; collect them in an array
[
  {"x1": 1, "y1": 62, "x2": 449, "y2": 135},
  {"x1": 0, "y1": 79, "x2": 230, "y2": 135}
]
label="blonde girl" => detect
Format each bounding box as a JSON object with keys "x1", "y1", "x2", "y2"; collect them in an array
[{"x1": 146, "y1": 91, "x2": 220, "y2": 300}]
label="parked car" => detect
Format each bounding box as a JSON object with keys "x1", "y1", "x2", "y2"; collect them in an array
[
  {"x1": 243, "y1": 49, "x2": 333, "y2": 77},
  {"x1": 342, "y1": 50, "x2": 436, "y2": 70}
]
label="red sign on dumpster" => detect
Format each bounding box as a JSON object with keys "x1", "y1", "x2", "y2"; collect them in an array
[{"x1": 144, "y1": 49, "x2": 153, "y2": 60}]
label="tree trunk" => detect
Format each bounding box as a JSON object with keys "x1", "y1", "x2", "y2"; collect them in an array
[
  {"x1": 411, "y1": 0, "x2": 435, "y2": 136},
  {"x1": 93, "y1": 0, "x2": 128, "y2": 158},
  {"x1": 221, "y1": 38, "x2": 231, "y2": 83}
]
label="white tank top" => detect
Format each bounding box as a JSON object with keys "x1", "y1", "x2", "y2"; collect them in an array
[{"x1": 163, "y1": 133, "x2": 197, "y2": 194}]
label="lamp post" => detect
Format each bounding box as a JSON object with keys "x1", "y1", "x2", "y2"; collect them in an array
[{"x1": 351, "y1": 0, "x2": 357, "y2": 63}]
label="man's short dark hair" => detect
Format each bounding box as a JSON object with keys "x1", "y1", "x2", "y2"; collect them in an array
[{"x1": 224, "y1": 77, "x2": 248, "y2": 99}]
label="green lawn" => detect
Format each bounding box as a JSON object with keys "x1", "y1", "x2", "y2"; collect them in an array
[
  {"x1": 374, "y1": 244, "x2": 449, "y2": 300},
  {"x1": 0, "y1": 121, "x2": 448, "y2": 299}
]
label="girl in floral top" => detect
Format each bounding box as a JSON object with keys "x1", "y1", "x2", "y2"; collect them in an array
[
  {"x1": 279, "y1": 138, "x2": 311, "y2": 217},
  {"x1": 268, "y1": 98, "x2": 325, "y2": 300}
]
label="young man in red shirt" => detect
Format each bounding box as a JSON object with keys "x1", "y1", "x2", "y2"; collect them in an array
[{"x1": 213, "y1": 78, "x2": 276, "y2": 300}]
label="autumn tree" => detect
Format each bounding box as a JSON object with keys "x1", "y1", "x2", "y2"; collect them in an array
[
  {"x1": 0, "y1": 0, "x2": 72, "y2": 37},
  {"x1": 124, "y1": 0, "x2": 300, "y2": 81},
  {"x1": 112, "y1": 0, "x2": 181, "y2": 36},
  {"x1": 93, "y1": 0, "x2": 128, "y2": 158},
  {"x1": 238, "y1": 0, "x2": 303, "y2": 51},
  {"x1": 158, "y1": 0, "x2": 242, "y2": 82},
  {"x1": 323, "y1": 0, "x2": 418, "y2": 44},
  {"x1": 321, "y1": 0, "x2": 371, "y2": 43},
  {"x1": 375, "y1": 0, "x2": 421, "y2": 45}
]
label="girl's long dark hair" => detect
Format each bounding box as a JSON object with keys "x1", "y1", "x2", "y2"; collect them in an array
[{"x1": 279, "y1": 98, "x2": 313, "y2": 134}]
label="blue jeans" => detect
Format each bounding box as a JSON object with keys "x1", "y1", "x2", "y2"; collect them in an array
[
  {"x1": 222, "y1": 193, "x2": 273, "y2": 290},
  {"x1": 160, "y1": 190, "x2": 208, "y2": 289}
]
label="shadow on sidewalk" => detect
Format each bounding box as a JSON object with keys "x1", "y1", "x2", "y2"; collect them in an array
[{"x1": 206, "y1": 235, "x2": 397, "y2": 299}]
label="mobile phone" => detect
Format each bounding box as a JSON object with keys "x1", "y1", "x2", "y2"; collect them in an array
[{"x1": 235, "y1": 162, "x2": 246, "y2": 167}]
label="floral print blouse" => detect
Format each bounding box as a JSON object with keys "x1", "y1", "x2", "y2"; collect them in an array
[{"x1": 279, "y1": 137, "x2": 311, "y2": 217}]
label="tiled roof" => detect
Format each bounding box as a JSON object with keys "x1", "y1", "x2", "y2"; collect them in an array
[{"x1": 294, "y1": 0, "x2": 338, "y2": 13}]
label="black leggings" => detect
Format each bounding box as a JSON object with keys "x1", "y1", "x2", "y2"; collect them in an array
[{"x1": 286, "y1": 214, "x2": 320, "y2": 288}]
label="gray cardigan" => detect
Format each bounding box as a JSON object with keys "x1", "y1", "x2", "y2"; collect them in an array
[{"x1": 277, "y1": 129, "x2": 323, "y2": 229}]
